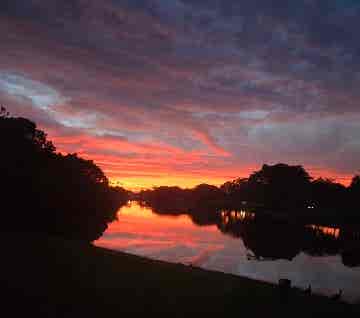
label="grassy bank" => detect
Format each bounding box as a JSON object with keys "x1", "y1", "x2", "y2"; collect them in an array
[{"x1": 1, "y1": 234, "x2": 358, "y2": 317}]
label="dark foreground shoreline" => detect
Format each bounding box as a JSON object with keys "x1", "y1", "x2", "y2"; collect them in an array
[{"x1": 1, "y1": 234, "x2": 358, "y2": 317}]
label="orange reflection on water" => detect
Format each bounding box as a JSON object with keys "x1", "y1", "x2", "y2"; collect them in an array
[
  {"x1": 308, "y1": 225, "x2": 340, "y2": 239},
  {"x1": 114, "y1": 202, "x2": 198, "y2": 225},
  {"x1": 95, "y1": 202, "x2": 224, "y2": 259},
  {"x1": 221, "y1": 210, "x2": 255, "y2": 226}
]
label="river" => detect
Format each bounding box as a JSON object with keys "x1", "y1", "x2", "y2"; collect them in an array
[{"x1": 95, "y1": 201, "x2": 360, "y2": 303}]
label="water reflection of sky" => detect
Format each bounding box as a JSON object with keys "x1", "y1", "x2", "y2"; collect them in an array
[{"x1": 95, "y1": 202, "x2": 360, "y2": 303}]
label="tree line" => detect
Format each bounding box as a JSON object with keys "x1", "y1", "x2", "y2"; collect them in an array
[
  {"x1": 137, "y1": 163, "x2": 360, "y2": 223},
  {"x1": 221, "y1": 163, "x2": 360, "y2": 211}
]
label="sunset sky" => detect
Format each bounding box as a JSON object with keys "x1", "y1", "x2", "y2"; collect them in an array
[{"x1": 1, "y1": 1, "x2": 360, "y2": 190}]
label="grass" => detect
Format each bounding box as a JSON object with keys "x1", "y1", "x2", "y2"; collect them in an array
[{"x1": 1, "y1": 233, "x2": 358, "y2": 317}]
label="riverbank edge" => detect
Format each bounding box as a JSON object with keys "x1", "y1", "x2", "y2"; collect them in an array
[{"x1": 1, "y1": 234, "x2": 358, "y2": 317}]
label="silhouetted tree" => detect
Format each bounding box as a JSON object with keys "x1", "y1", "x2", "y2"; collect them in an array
[
  {"x1": 310, "y1": 178, "x2": 347, "y2": 211},
  {"x1": 190, "y1": 184, "x2": 225, "y2": 207},
  {"x1": 221, "y1": 164, "x2": 312, "y2": 209},
  {"x1": 220, "y1": 178, "x2": 251, "y2": 206},
  {"x1": 0, "y1": 110, "x2": 129, "y2": 241},
  {"x1": 349, "y1": 176, "x2": 360, "y2": 208}
]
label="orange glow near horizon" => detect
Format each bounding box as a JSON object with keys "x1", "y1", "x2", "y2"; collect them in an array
[
  {"x1": 109, "y1": 175, "x2": 232, "y2": 191},
  {"x1": 49, "y1": 132, "x2": 354, "y2": 191},
  {"x1": 108, "y1": 168, "x2": 353, "y2": 191},
  {"x1": 307, "y1": 169, "x2": 353, "y2": 187}
]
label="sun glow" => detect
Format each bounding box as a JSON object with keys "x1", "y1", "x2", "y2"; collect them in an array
[
  {"x1": 108, "y1": 168, "x2": 352, "y2": 191},
  {"x1": 110, "y1": 175, "x2": 232, "y2": 191}
]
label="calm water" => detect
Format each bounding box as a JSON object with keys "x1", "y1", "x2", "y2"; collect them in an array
[{"x1": 95, "y1": 201, "x2": 360, "y2": 303}]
